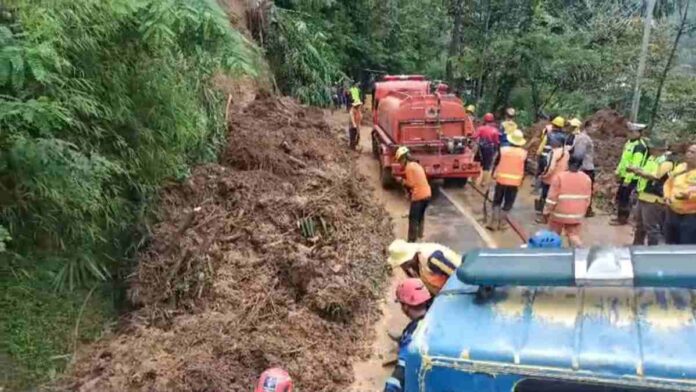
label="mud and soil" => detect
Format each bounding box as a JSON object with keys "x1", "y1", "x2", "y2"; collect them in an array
[{"x1": 65, "y1": 97, "x2": 392, "y2": 392}]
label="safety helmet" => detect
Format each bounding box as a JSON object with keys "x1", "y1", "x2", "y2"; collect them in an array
[
  {"x1": 551, "y1": 116, "x2": 566, "y2": 128},
  {"x1": 483, "y1": 113, "x2": 495, "y2": 123},
  {"x1": 508, "y1": 129, "x2": 527, "y2": 147},
  {"x1": 527, "y1": 230, "x2": 562, "y2": 249},
  {"x1": 396, "y1": 278, "x2": 432, "y2": 306},
  {"x1": 255, "y1": 368, "x2": 293, "y2": 392},
  {"x1": 466, "y1": 104, "x2": 476, "y2": 113},
  {"x1": 505, "y1": 107, "x2": 516, "y2": 117},
  {"x1": 568, "y1": 118, "x2": 582, "y2": 128},
  {"x1": 395, "y1": 146, "x2": 410, "y2": 161}
]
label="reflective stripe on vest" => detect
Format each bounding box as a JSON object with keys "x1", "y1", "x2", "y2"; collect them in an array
[
  {"x1": 495, "y1": 146, "x2": 527, "y2": 186},
  {"x1": 558, "y1": 194, "x2": 591, "y2": 200},
  {"x1": 551, "y1": 212, "x2": 585, "y2": 219}
]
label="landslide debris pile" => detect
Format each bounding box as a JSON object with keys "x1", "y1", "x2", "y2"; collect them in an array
[{"x1": 67, "y1": 96, "x2": 392, "y2": 392}]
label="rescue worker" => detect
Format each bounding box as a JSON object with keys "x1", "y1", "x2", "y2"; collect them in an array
[
  {"x1": 387, "y1": 239, "x2": 461, "y2": 295},
  {"x1": 543, "y1": 155, "x2": 592, "y2": 247},
  {"x1": 628, "y1": 138, "x2": 673, "y2": 245},
  {"x1": 570, "y1": 121, "x2": 596, "y2": 217},
  {"x1": 499, "y1": 107, "x2": 517, "y2": 146},
  {"x1": 348, "y1": 100, "x2": 363, "y2": 149},
  {"x1": 463, "y1": 104, "x2": 476, "y2": 135},
  {"x1": 611, "y1": 122, "x2": 648, "y2": 225},
  {"x1": 524, "y1": 230, "x2": 563, "y2": 248},
  {"x1": 350, "y1": 82, "x2": 361, "y2": 105},
  {"x1": 663, "y1": 144, "x2": 696, "y2": 245},
  {"x1": 487, "y1": 129, "x2": 527, "y2": 231},
  {"x1": 473, "y1": 113, "x2": 500, "y2": 188},
  {"x1": 547, "y1": 116, "x2": 567, "y2": 147},
  {"x1": 395, "y1": 147, "x2": 432, "y2": 242},
  {"x1": 566, "y1": 118, "x2": 582, "y2": 146},
  {"x1": 255, "y1": 368, "x2": 293, "y2": 392},
  {"x1": 384, "y1": 278, "x2": 431, "y2": 392},
  {"x1": 535, "y1": 136, "x2": 570, "y2": 223}
]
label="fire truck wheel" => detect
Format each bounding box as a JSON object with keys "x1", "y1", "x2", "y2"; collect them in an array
[
  {"x1": 371, "y1": 133, "x2": 380, "y2": 159},
  {"x1": 380, "y1": 166, "x2": 395, "y2": 189},
  {"x1": 443, "y1": 178, "x2": 469, "y2": 188}
]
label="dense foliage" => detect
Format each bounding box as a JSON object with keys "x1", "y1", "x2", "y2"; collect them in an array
[
  {"x1": 0, "y1": 0, "x2": 262, "y2": 387},
  {"x1": 259, "y1": 0, "x2": 695, "y2": 135},
  {"x1": 0, "y1": 0, "x2": 260, "y2": 288}
]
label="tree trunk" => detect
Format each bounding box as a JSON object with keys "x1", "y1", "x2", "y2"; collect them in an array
[
  {"x1": 649, "y1": 0, "x2": 690, "y2": 130},
  {"x1": 445, "y1": 0, "x2": 465, "y2": 83},
  {"x1": 630, "y1": 0, "x2": 657, "y2": 122},
  {"x1": 477, "y1": 0, "x2": 492, "y2": 100}
]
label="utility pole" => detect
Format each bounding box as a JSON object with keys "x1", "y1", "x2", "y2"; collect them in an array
[{"x1": 630, "y1": 0, "x2": 657, "y2": 122}]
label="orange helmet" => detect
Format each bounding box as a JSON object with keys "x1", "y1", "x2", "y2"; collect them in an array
[{"x1": 255, "y1": 368, "x2": 293, "y2": 392}]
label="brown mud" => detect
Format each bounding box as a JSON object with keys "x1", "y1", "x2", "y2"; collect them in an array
[{"x1": 64, "y1": 97, "x2": 392, "y2": 392}]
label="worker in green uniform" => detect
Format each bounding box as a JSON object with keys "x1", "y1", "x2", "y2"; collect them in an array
[
  {"x1": 628, "y1": 138, "x2": 673, "y2": 245},
  {"x1": 611, "y1": 123, "x2": 648, "y2": 226}
]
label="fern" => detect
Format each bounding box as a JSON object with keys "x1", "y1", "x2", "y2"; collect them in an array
[{"x1": 0, "y1": 0, "x2": 263, "y2": 289}]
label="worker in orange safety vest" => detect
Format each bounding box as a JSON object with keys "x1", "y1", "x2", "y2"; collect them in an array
[
  {"x1": 543, "y1": 154, "x2": 592, "y2": 247},
  {"x1": 387, "y1": 239, "x2": 462, "y2": 295},
  {"x1": 487, "y1": 129, "x2": 528, "y2": 231},
  {"x1": 395, "y1": 146, "x2": 432, "y2": 242},
  {"x1": 535, "y1": 136, "x2": 570, "y2": 223},
  {"x1": 663, "y1": 144, "x2": 696, "y2": 245}
]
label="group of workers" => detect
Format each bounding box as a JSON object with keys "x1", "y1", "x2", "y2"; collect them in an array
[{"x1": 468, "y1": 106, "x2": 696, "y2": 246}]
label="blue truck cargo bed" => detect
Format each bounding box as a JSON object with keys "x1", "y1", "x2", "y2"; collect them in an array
[{"x1": 404, "y1": 277, "x2": 696, "y2": 391}]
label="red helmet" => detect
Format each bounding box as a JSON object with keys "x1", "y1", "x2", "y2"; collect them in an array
[
  {"x1": 483, "y1": 113, "x2": 495, "y2": 123},
  {"x1": 255, "y1": 368, "x2": 293, "y2": 392},
  {"x1": 396, "y1": 278, "x2": 431, "y2": 306}
]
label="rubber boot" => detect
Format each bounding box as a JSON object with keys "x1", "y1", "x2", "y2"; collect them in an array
[
  {"x1": 486, "y1": 207, "x2": 500, "y2": 231},
  {"x1": 498, "y1": 210, "x2": 508, "y2": 231},
  {"x1": 585, "y1": 206, "x2": 595, "y2": 218}
]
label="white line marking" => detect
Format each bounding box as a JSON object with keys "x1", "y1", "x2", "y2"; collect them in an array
[{"x1": 440, "y1": 188, "x2": 498, "y2": 249}]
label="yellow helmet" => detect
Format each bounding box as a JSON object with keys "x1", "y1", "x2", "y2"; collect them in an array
[
  {"x1": 569, "y1": 118, "x2": 582, "y2": 128},
  {"x1": 551, "y1": 116, "x2": 566, "y2": 128},
  {"x1": 395, "y1": 146, "x2": 410, "y2": 161},
  {"x1": 466, "y1": 105, "x2": 476, "y2": 113}
]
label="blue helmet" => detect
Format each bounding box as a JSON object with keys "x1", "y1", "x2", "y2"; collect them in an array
[{"x1": 527, "y1": 230, "x2": 562, "y2": 248}]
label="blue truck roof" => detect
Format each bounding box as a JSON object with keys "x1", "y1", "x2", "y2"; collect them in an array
[{"x1": 404, "y1": 277, "x2": 696, "y2": 391}]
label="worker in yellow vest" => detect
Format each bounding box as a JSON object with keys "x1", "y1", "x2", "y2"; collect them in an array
[
  {"x1": 612, "y1": 123, "x2": 648, "y2": 225},
  {"x1": 487, "y1": 129, "x2": 527, "y2": 231},
  {"x1": 628, "y1": 138, "x2": 673, "y2": 245},
  {"x1": 663, "y1": 144, "x2": 696, "y2": 244}
]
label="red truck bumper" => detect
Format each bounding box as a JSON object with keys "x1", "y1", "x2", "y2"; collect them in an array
[{"x1": 389, "y1": 153, "x2": 481, "y2": 179}]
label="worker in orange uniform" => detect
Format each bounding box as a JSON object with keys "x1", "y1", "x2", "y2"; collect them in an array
[
  {"x1": 474, "y1": 112, "x2": 500, "y2": 188},
  {"x1": 663, "y1": 144, "x2": 696, "y2": 244},
  {"x1": 387, "y1": 239, "x2": 462, "y2": 295},
  {"x1": 487, "y1": 129, "x2": 527, "y2": 231},
  {"x1": 348, "y1": 100, "x2": 363, "y2": 150},
  {"x1": 395, "y1": 146, "x2": 432, "y2": 242},
  {"x1": 535, "y1": 136, "x2": 570, "y2": 223},
  {"x1": 543, "y1": 155, "x2": 592, "y2": 247}
]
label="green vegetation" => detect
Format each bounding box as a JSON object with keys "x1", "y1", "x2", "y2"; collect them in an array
[
  {"x1": 0, "y1": 0, "x2": 263, "y2": 388},
  {"x1": 256, "y1": 0, "x2": 695, "y2": 135}
]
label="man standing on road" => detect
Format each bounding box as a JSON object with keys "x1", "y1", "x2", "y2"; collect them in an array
[
  {"x1": 543, "y1": 155, "x2": 592, "y2": 247},
  {"x1": 629, "y1": 138, "x2": 673, "y2": 245},
  {"x1": 474, "y1": 113, "x2": 500, "y2": 188},
  {"x1": 464, "y1": 104, "x2": 476, "y2": 135},
  {"x1": 535, "y1": 136, "x2": 570, "y2": 223},
  {"x1": 570, "y1": 121, "x2": 596, "y2": 217},
  {"x1": 383, "y1": 278, "x2": 431, "y2": 392},
  {"x1": 348, "y1": 101, "x2": 363, "y2": 150},
  {"x1": 611, "y1": 123, "x2": 648, "y2": 226},
  {"x1": 499, "y1": 107, "x2": 518, "y2": 146},
  {"x1": 487, "y1": 129, "x2": 527, "y2": 231},
  {"x1": 663, "y1": 144, "x2": 696, "y2": 244},
  {"x1": 395, "y1": 147, "x2": 432, "y2": 242}
]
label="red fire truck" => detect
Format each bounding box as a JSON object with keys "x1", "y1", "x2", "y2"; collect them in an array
[{"x1": 371, "y1": 75, "x2": 480, "y2": 188}]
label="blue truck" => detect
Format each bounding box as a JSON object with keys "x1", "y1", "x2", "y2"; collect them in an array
[{"x1": 403, "y1": 246, "x2": 696, "y2": 391}]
